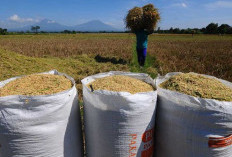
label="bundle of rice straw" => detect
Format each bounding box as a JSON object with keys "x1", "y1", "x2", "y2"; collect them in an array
[
  {"x1": 125, "y1": 7, "x2": 143, "y2": 32},
  {"x1": 125, "y1": 4, "x2": 160, "y2": 32},
  {"x1": 142, "y1": 4, "x2": 161, "y2": 31}
]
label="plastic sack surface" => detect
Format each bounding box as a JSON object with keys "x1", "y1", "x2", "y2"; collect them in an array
[
  {"x1": 0, "y1": 70, "x2": 83, "y2": 157},
  {"x1": 82, "y1": 71, "x2": 157, "y2": 157},
  {"x1": 154, "y1": 72, "x2": 232, "y2": 157}
]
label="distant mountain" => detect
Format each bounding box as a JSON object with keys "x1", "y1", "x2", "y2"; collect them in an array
[
  {"x1": 72, "y1": 20, "x2": 118, "y2": 32},
  {"x1": 9, "y1": 19, "x2": 69, "y2": 32},
  {"x1": 9, "y1": 19, "x2": 119, "y2": 32}
]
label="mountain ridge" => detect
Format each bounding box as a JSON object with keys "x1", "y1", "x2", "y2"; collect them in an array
[{"x1": 8, "y1": 19, "x2": 120, "y2": 32}]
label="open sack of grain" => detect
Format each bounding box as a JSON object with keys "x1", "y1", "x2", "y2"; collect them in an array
[
  {"x1": 0, "y1": 70, "x2": 83, "y2": 157},
  {"x1": 81, "y1": 71, "x2": 157, "y2": 157},
  {"x1": 154, "y1": 72, "x2": 232, "y2": 157},
  {"x1": 125, "y1": 4, "x2": 160, "y2": 32}
]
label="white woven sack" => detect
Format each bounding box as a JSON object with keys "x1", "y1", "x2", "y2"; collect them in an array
[
  {"x1": 0, "y1": 70, "x2": 83, "y2": 157},
  {"x1": 155, "y1": 72, "x2": 232, "y2": 157},
  {"x1": 82, "y1": 71, "x2": 157, "y2": 157}
]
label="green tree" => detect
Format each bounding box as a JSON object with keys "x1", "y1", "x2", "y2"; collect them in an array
[
  {"x1": 205, "y1": 23, "x2": 218, "y2": 34},
  {"x1": 35, "y1": 26, "x2": 40, "y2": 33},
  {"x1": 173, "y1": 28, "x2": 180, "y2": 34},
  {"x1": 31, "y1": 26, "x2": 40, "y2": 34},
  {"x1": 169, "y1": 27, "x2": 174, "y2": 33},
  {"x1": 180, "y1": 29, "x2": 185, "y2": 34},
  {"x1": 229, "y1": 27, "x2": 232, "y2": 34},
  {"x1": 218, "y1": 24, "x2": 231, "y2": 35},
  {"x1": 31, "y1": 26, "x2": 35, "y2": 32},
  {"x1": 0, "y1": 28, "x2": 7, "y2": 35},
  {"x1": 185, "y1": 28, "x2": 192, "y2": 34}
]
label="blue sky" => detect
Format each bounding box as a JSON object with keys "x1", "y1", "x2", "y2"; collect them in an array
[{"x1": 0, "y1": 0, "x2": 232, "y2": 29}]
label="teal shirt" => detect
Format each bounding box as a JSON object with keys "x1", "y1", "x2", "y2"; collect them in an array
[{"x1": 135, "y1": 30, "x2": 150, "y2": 49}]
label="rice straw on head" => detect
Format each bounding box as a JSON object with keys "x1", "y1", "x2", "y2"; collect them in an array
[
  {"x1": 125, "y1": 3, "x2": 161, "y2": 32},
  {"x1": 125, "y1": 7, "x2": 143, "y2": 32}
]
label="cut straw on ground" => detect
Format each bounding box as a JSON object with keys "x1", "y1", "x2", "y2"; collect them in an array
[
  {"x1": 87, "y1": 75, "x2": 155, "y2": 94},
  {"x1": 160, "y1": 73, "x2": 232, "y2": 101},
  {"x1": 0, "y1": 74, "x2": 72, "y2": 96}
]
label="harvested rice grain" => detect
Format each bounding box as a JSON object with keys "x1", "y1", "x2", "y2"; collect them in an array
[
  {"x1": 87, "y1": 75, "x2": 154, "y2": 94},
  {"x1": 160, "y1": 73, "x2": 232, "y2": 101},
  {"x1": 0, "y1": 74, "x2": 72, "y2": 96}
]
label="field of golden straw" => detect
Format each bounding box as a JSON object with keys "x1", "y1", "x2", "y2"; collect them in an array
[{"x1": 0, "y1": 33, "x2": 232, "y2": 99}]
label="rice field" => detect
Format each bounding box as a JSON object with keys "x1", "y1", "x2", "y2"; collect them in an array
[{"x1": 0, "y1": 33, "x2": 232, "y2": 91}]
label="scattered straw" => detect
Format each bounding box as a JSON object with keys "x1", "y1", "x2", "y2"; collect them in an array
[
  {"x1": 0, "y1": 74, "x2": 72, "y2": 96},
  {"x1": 160, "y1": 73, "x2": 232, "y2": 101},
  {"x1": 87, "y1": 75, "x2": 154, "y2": 94}
]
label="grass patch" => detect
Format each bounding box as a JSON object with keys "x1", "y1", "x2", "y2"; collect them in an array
[{"x1": 129, "y1": 43, "x2": 158, "y2": 78}]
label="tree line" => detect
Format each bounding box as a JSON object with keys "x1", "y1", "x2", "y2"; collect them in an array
[
  {"x1": 1, "y1": 23, "x2": 232, "y2": 35},
  {"x1": 155, "y1": 23, "x2": 232, "y2": 35},
  {"x1": 0, "y1": 28, "x2": 7, "y2": 35}
]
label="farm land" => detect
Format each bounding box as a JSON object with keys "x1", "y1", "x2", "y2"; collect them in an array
[{"x1": 0, "y1": 33, "x2": 232, "y2": 99}]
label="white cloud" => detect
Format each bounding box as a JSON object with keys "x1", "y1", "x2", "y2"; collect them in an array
[
  {"x1": 206, "y1": 1, "x2": 232, "y2": 9},
  {"x1": 9, "y1": 14, "x2": 40, "y2": 23},
  {"x1": 172, "y1": 3, "x2": 187, "y2": 8},
  {"x1": 181, "y1": 3, "x2": 187, "y2": 8},
  {"x1": 47, "y1": 20, "x2": 56, "y2": 23},
  {"x1": 104, "y1": 22, "x2": 114, "y2": 26}
]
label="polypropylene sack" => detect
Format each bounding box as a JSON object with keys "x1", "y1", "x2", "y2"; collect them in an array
[
  {"x1": 81, "y1": 71, "x2": 157, "y2": 157},
  {"x1": 154, "y1": 72, "x2": 232, "y2": 157},
  {"x1": 0, "y1": 70, "x2": 83, "y2": 157}
]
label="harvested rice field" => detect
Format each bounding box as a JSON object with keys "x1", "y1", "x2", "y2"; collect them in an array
[
  {"x1": 0, "y1": 33, "x2": 232, "y2": 99},
  {"x1": 0, "y1": 74, "x2": 72, "y2": 96},
  {"x1": 87, "y1": 75, "x2": 154, "y2": 94},
  {"x1": 160, "y1": 73, "x2": 232, "y2": 101}
]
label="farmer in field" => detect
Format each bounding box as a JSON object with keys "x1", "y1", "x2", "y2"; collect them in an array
[
  {"x1": 126, "y1": 4, "x2": 160, "y2": 67},
  {"x1": 135, "y1": 29, "x2": 153, "y2": 66}
]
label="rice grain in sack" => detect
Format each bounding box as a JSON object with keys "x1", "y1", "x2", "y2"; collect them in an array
[
  {"x1": 0, "y1": 70, "x2": 83, "y2": 157},
  {"x1": 154, "y1": 72, "x2": 232, "y2": 157},
  {"x1": 82, "y1": 71, "x2": 157, "y2": 157}
]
